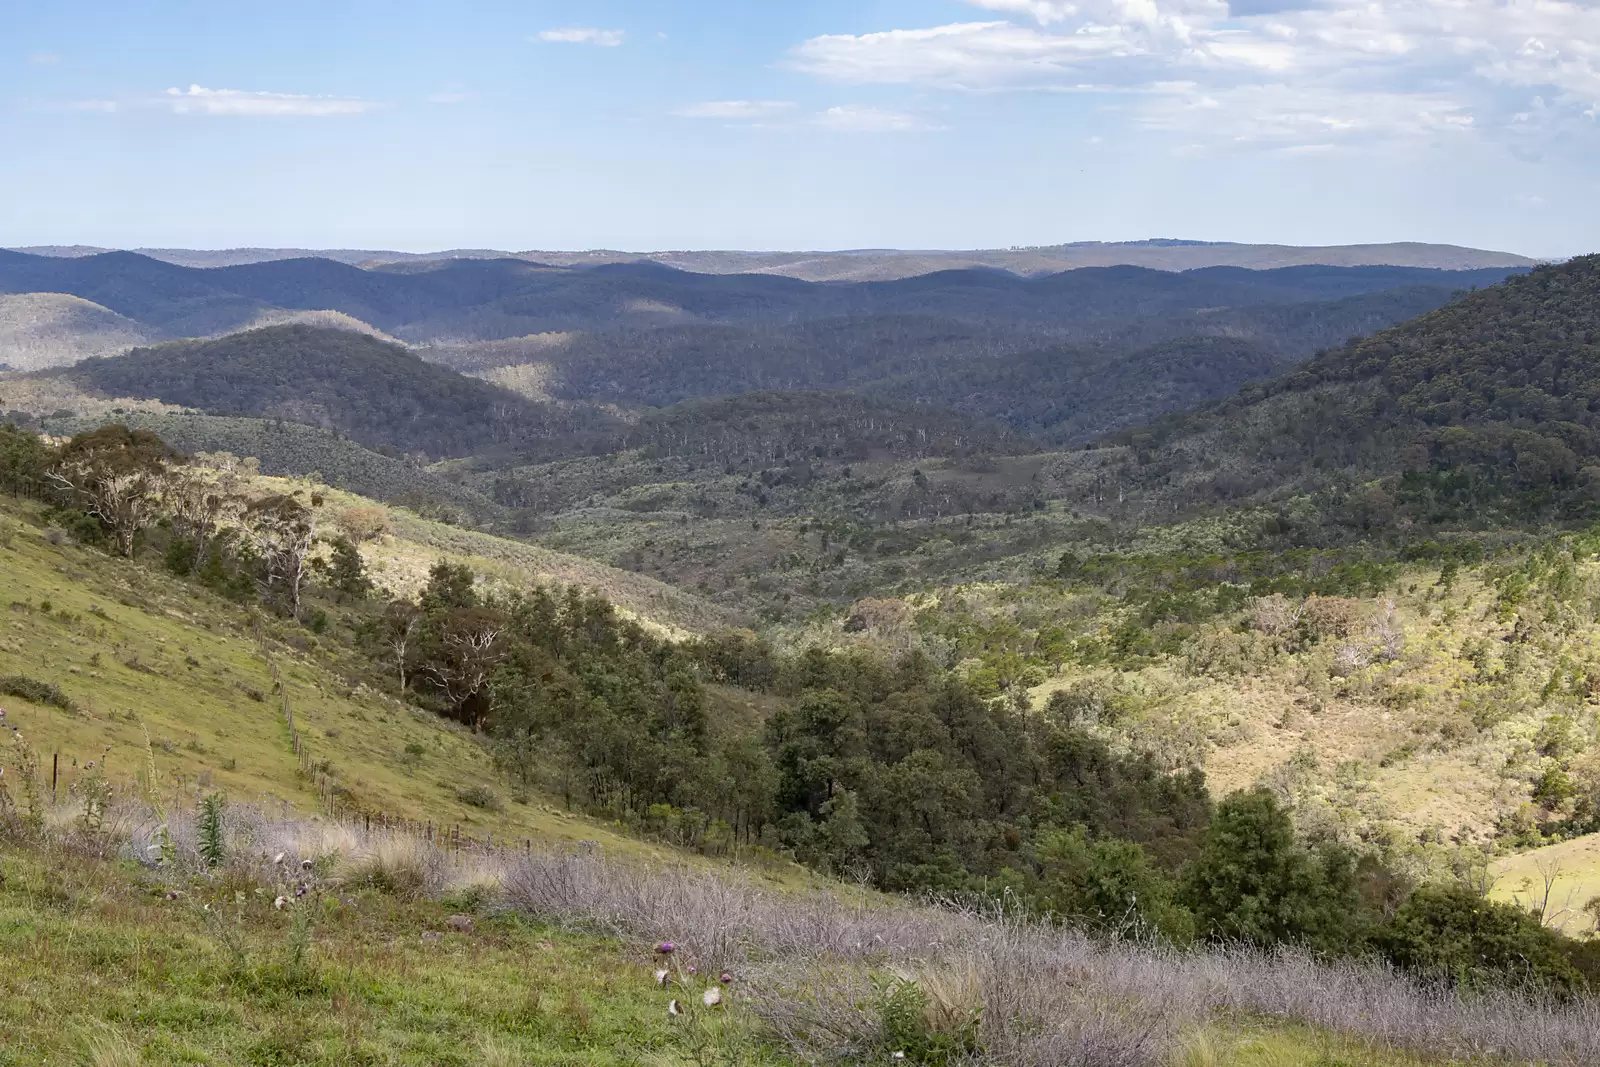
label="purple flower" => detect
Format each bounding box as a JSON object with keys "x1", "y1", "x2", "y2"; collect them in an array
[
  {"x1": 719, "y1": 971, "x2": 733, "y2": 984},
  {"x1": 656, "y1": 941, "x2": 676, "y2": 955}
]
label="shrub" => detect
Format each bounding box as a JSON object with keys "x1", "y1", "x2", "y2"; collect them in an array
[
  {"x1": 334, "y1": 506, "x2": 391, "y2": 544},
  {"x1": 456, "y1": 784, "x2": 501, "y2": 811},
  {"x1": 0, "y1": 675, "x2": 75, "y2": 711},
  {"x1": 1375, "y1": 884, "x2": 1587, "y2": 995}
]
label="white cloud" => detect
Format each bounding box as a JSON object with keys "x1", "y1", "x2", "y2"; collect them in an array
[
  {"x1": 676, "y1": 100, "x2": 797, "y2": 120},
  {"x1": 161, "y1": 85, "x2": 372, "y2": 117},
  {"x1": 535, "y1": 27, "x2": 625, "y2": 47},
  {"x1": 811, "y1": 105, "x2": 944, "y2": 132},
  {"x1": 790, "y1": 22, "x2": 1146, "y2": 89},
  {"x1": 427, "y1": 91, "x2": 473, "y2": 105},
  {"x1": 29, "y1": 52, "x2": 61, "y2": 65},
  {"x1": 1140, "y1": 83, "x2": 1475, "y2": 147},
  {"x1": 787, "y1": 0, "x2": 1600, "y2": 151}
]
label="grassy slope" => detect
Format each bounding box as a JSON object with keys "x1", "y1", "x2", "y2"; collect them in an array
[
  {"x1": 0, "y1": 844, "x2": 1455, "y2": 1067},
  {"x1": 237, "y1": 477, "x2": 735, "y2": 636},
  {"x1": 0, "y1": 495, "x2": 674, "y2": 860},
  {"x1": 1493, "y1": 834, "x2": 1600, "y2": 936},
  {"x1": 1010, "y1": 561, "x2": 1600, "y2": 847},
  {"x1": 0, "y1": 848, "x2": 783, "y2": 1067}
]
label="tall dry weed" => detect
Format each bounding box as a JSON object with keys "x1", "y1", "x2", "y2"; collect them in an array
[{"x1": 111, "y1": 804, "x2": 1600, "y2": 1067}]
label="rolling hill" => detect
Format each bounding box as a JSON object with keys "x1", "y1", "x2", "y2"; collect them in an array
[
  {"x1": 55, "y1": 325, "x2": 614, "y2": 460},
  {"x1": 0, "y1": 293, "x2": 157, "y2": 371},
  {"x1": 1091, "y1": 253, "x2": 1600, "y2": 525}
]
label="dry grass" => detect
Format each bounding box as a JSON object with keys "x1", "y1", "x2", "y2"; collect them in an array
[
  {"x1": 327, "y1": 831, "x2": 447, "y2": 899},
  {"x1": 74, "y1": 1021, "x2": 143, "y2": 1067},
  {"x1": 38, "y1": 801, "x2": 1592, "y2": 1066},
  {"x1": 1493, "y1": 834, "x2": 1600, "y2": 936},
  {"x1": 127, "y1": 806, "x2": 1584, "y2": 1067}
]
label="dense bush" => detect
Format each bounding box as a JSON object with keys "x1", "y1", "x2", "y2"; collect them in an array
[
  {"x1": 1374, "y1": 884, "x2": 1588, "y2": 995},
  {"x1": 1183, "y1": 790, "x2": 1363, "y2": 954},
  {"x1": 0, "y1": 675, "x2": 76, "y2": 711}
]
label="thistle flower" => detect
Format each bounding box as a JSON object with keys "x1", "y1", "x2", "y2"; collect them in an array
[
  {"x1": 701, "y1": 987, "x2": 722, "y2": 1008},
  {"x1": 274, "y1": 895, "x2": 289, "y2": 910},
  {"x1": 273, "y1": 852, "x2": 286, "y2": 866},
  {"x1": 667, "y1": 999, "x2": 682, "y2": 1017},
  {"x1": 719, "y1": 971, "x2": 733, "y2": 984},
  {"x1": 654, "y1": 969, "x2": 670, "y2": 986},
  {"x1": 655, "y1": 941, "x2": 676, "y2": 955}
]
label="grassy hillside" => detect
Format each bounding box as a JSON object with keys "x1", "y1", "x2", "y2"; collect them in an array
[
  {"x1": 0, "y1": 846, "x2": 784, "y2": 1067},
  {"x1": 27, "y1": 408, "x2": 500, "y2": 522},
  {"x1": 282, "y1": 478, "x2": 737, "y2": 635},
  {"x1": 0, "y1": 826, "x2": 1531, "y2": 1067},
  {"x1": 0, "y1": 492, "x2": 704, "y2": 858}
]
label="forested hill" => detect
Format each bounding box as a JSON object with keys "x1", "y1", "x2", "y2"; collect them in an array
[
  {"x1": 1115, "y1": 254, "x2": 1600, "y2": 524},
  {"x1": 58, "y1": 325, "x2": 612, "y2": 460}
]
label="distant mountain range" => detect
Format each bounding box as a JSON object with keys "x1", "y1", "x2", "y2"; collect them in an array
[
  {"x1": 0, "y1": 247, "x2": 1533, "y2": 451},
  {"x1": 11, "y1": 240, "x2": 1540, "y2": 281},
  {"x1": 0, "y1": 246, "x2": 1523, "y2": 345}
]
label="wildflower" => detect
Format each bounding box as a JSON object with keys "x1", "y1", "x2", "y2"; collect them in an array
[
  {"x1": 687, "y1": 964, "x2": 698, "y2": 976},
  {"x1": 667, "y1": 999, "x2": 682, "y2": 1017},
  {"x1": 294, "y1": 884, "x2": 308, "y2": 898},
  {"x1": 656, "y1": 941, "x2": 676, "y2": 955},
  {"x1": 274, "y1": 895, "x2": 289, "y2": 910},
  {"x1": 892, "y1": 1053, "x2": 906, "y2": 1060},
  {"x1": 702, "y1": 987, "x2": 722, "y2": 1008},
  {"x1": 654, "y1": 969, "x2": 670, "y2": 986},
  {"x1": 273, "y1": 852, "x2": 286, "y2": 866},
  {"x1": 719, "y1": 971, "x2": 733, "y2": 984}
]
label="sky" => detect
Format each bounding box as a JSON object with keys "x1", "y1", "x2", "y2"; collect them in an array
[{"x1": 2, "y1": 0, "x2": 1597, "y2": 256}]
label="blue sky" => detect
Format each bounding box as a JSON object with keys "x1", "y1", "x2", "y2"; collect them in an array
[{"x1": 3, "y1": 0, "x2": 1597, "y2": 256}]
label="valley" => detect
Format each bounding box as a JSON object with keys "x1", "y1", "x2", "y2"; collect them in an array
[{"x1": 4, "y1": 244, "x2": 1600, "y2": 1065}]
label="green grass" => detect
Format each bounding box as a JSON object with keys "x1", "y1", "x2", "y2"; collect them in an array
[
  {"x1": 1176, "y1": 1024, "x2": 1444, "y2": 1067},
  {"x1": 0, "y1": 846, "x2": 787, "y2": 1067}
]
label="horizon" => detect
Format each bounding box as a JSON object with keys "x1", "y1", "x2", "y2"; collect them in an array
[
  {"x1": 4, "y1": 237, "x2": 1559, "y2": 260},
  {"x1": 5, "y1": 1, "x2": 1598, "y2": 258}
]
